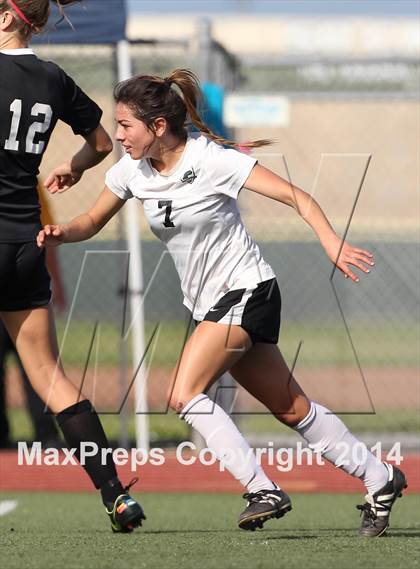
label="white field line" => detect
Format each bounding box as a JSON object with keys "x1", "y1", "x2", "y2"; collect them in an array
[{"x1": 0, "y1": 500, "x2": 18, "y2": 517}]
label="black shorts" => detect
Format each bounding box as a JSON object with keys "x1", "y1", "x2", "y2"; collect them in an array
[
  {"x1": 196, "y1": 278, "x2": 281, "y2": 344},
  {"x1": 0, "y1": 242, "x2": 51, "y2": 311}
]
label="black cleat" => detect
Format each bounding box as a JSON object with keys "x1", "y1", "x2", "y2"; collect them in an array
[
  {"x1": 357, "y1": 463, "x2": 407, "y2": 537},
  {"x1": 238, "y1": 483, "x2": 292, "y2": 531},
  {"x1": 105, "y1": 477, "x2": 146, "y2": 533}
]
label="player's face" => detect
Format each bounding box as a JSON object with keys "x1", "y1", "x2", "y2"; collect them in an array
[{"x1": 115, "y1": 102, "x2": 158, "y2": 160}]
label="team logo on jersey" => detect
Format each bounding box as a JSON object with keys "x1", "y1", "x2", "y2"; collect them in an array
[{"x1": 181, "y1": 167, "x2": 197, "y2": 184}]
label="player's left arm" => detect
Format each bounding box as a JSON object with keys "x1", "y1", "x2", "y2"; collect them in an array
[
  {"x1": 243, "y1": 163, "x2": 374, "y2": 282},
  {"x1": 37, "y1": 186, "x2": 124, "y2": 248},
  {"x1": 44, "y1": 124, "x2": 113, "y2": 194}
]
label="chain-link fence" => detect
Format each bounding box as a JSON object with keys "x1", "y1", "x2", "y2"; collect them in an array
[
  {"x1": 234, "y1": 48, "x2": 419, "y2": 444},
  {"x1": 5, "y1": 20, "x2": 419, "y2": 448}
]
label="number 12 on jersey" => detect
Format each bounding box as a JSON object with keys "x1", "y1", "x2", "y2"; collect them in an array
[{"x1": 5, "y1": 98, "x2": 52, "y2": 155}]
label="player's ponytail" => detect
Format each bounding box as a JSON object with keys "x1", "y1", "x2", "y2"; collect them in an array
[
  {"x1": 166, "y1": 69, "x2": 272, "y2": 149},
  {"x1": 114, "y1": 68, "x2": 273, "y2": 150}
]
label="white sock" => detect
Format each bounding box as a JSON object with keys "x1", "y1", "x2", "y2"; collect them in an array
[
  {"x1": 294, "y1": 401, "x2": 388, "y2": 495},
  {"x1": 181, "y1": 394, "x2": 275, "y2": 493}
]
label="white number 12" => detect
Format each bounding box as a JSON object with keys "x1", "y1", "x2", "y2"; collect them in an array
[{"x1": 4, "y1": 99, "x2": 52, "y2": 155}]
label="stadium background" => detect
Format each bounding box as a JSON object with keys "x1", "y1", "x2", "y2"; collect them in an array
[{"x1": 3, "y1": 0, "x2": 419, "y2": 466}]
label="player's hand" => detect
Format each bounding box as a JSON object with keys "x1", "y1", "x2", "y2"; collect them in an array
[
  {"x1": 323, "y1": 236, "x2": 375, "y2": 282},
  {"x1": 44, "y1": 162, "x2": 83, "y2": 194},
  {"x1": 37, "y1": 225, "x2": 66, "y2": 248}
]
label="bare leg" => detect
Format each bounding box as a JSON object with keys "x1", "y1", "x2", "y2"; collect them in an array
[
  {"x1": 0, "y1": 322, "x2": 12, "y2": 446},
  {"x1": 230, "y1": 343, "x2": 310, "y2": 426},
  {"x1": 1, "y1": 306, "x2": 82, "y2": 413},
  {"x1": 168, "y1": 320, "x2": 252, "y2": 411}
]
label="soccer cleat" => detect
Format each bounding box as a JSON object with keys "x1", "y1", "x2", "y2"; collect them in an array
[
  {"x1": 356, "y1": 463, "x2": 407, "y2": 537},
  {"x1": 105, "y1": 477, "x2": 146, "y2": 533},
  {"x1": 238, "y1": 483, "x2": 292, "y2": 531}
]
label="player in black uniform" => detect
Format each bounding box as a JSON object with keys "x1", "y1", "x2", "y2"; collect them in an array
[{"x1": 0, "y1": 0, "x2": 145, "y2": 532}]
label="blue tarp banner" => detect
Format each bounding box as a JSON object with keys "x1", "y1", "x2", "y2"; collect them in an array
[
  {"x1": 33, "y1": 0, "x2": 126, "y2": 45},
  {"x1": 202, "y1": 82, "x2": 228, "y2": 139}
]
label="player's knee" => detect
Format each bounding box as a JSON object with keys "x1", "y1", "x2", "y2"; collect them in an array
[
  {"x1": 168, "y1": 389, "x2": 197, "y2": 414},
  {"x1": 168, "y1": 392, "x2": 184, "y2": 413}
]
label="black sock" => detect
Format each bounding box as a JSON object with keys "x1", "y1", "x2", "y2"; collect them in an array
[
  {"x1": 100, "y1": 476, "x2": 126, "y2": 507},
  {"x1": 56, "y1": 400, "x2": 124, "y2": 504}
]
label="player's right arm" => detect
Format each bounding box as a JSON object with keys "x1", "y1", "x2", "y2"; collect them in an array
[{"x1": 37, "y1": 186, "x2": 124, "y2": 247}]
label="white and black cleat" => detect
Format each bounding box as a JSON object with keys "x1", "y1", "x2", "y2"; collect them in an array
[
  {"x1": 357, "y1": 463, "x2": 407, "y2": 537},
  {"x1": 238, "y1": 483, "x2": 292, "y2": 531}
]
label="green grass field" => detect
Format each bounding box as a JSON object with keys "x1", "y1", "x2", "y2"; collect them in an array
[
  {"x1": 1, "y1": 493, "x2": 419, "y2": 569},
  {"x1": 47, "y1": 319, "x2": 418, "y2": 368}
]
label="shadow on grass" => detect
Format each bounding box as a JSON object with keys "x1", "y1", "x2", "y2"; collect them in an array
[
  {"x1": 312, "y1": 528, "x2": 420, "y2": 538},
  {"x1": 263, "y1": 535, "x2": 318, "y2": 541},
  {"x1": 384, "y1": 530, "x2": 420, "y2": 538},
  {"x1": 143, "y1": 529, "x2": 239, "y2": 535},
  {"x1": 266, "y1": 528, "x2": 420, "y2": 539},
  {"x1": 142, "y1": 529, "x2": 320, "y2": 539}
]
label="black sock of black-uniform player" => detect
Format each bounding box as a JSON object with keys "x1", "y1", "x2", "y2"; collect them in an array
[{"x1": 56, "y1": 400, "x2": 124, "y2": 506}]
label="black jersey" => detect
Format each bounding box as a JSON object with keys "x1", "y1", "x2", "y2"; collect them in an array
[{"x1": 0, "y1": 48, "x2": 102, "y2": 243}]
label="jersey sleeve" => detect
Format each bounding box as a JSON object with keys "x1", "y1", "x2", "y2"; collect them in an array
[
  {"x1": 204, "y1": 140, "x2": 258, "y2": 199},
  {"x1": 105, "y1": 156, "x2": 134, "y2": 201},
  {"x1": 59, "y1": 69, "x2": 103, "y2": 136}
]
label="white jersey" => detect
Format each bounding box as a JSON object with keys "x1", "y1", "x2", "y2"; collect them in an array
[{"x1": 105, "y1": 133, "x2": 275, "y2": 320}]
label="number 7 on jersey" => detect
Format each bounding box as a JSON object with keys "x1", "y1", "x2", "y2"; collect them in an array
[{"x1": 158, "y1": 200, "x2": 175, "y2": 228}]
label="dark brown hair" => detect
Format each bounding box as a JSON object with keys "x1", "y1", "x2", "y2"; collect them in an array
[
  {"x1": 0, "y1": 0, "x2": 80, "y2": 37},
  {"x1": 114, "y1": 68, "x2": 272, "y2": 149}
]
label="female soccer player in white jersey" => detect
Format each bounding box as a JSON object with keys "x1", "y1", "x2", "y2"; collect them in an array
[
  {"x1": 38, "y1": 68, "x2": 407, "y2": 537},
  {"x1": 0, "y1": 0, "x2": 145, "y2": 532}
]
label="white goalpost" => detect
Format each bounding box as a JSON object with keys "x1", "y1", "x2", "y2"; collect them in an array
[{"x1": 116, "y1": 40, "x2": 149, "y2": 451}]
